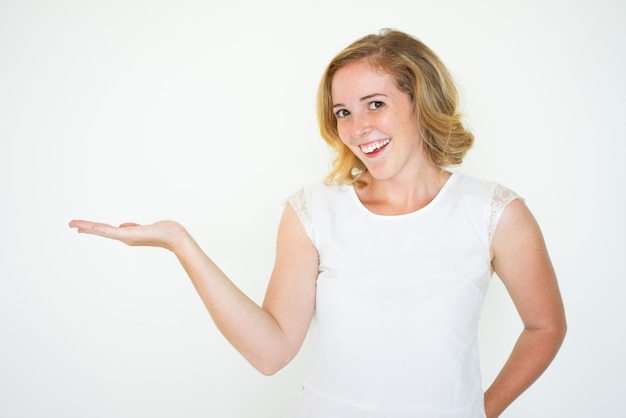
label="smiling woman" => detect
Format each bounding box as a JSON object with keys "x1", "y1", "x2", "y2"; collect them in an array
[
  {"x1": 318, "y1": 29, "x2": 474, "y2": 188},
  {"x1": 330, "y1": 58, "x2": 428, "y2": 194},
  {"x1": 70, "y1": 28, "x2": 566, "y2": 418}
]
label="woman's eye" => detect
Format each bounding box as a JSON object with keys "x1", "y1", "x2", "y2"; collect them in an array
[
  {"x1": 335, "y1": 109, "x2": 350, "y2": 118},
  {"x1": 369, "y1": 101, "x2": 384, "y2": 110}
]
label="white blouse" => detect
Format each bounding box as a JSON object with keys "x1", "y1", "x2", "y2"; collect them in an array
[{"x1": 286, "y1": 173, "x2": 520, "y2": 418}]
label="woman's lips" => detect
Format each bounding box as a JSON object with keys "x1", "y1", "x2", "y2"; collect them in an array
[{"x1": 360, "y1": 138, "x2": 391, "y2": 155}]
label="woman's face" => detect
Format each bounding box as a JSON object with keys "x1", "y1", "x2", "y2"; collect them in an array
[{"x1": 331, "y1": 59, "x2": 428, "y2": 183}]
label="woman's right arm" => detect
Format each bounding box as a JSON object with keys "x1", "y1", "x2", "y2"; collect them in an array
[{"x1": 69, "y1": 203, "x2": 319, "y2": 375}]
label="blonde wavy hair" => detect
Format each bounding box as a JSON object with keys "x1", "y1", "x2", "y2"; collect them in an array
[{"x1": 317, "y1": 29, "x2": 474, "y2": 185}]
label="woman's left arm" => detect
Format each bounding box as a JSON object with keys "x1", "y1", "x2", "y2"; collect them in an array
[{"x1": 484, "y1": 199, "x2": 567, "y2": 418}]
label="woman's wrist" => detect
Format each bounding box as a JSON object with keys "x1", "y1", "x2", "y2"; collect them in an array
[{"x1": 161, "y1": 221, "x2": 191, "y2": 253}]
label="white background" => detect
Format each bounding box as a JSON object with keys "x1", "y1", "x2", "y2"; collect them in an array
[{"x1": 1, "y1": 0, "x2": 625, "y2": 417}]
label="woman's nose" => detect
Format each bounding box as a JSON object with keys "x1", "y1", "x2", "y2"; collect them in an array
[{"x1": 351, "y1": 113, "x2": 372, "y2": 138}]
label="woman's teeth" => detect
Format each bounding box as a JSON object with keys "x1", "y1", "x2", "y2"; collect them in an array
[{"x1": 360, "y1": 139, "x2": 390, "y2": 154}]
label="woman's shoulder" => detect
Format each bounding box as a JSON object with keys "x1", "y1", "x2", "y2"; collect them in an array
[
  {"x1": 288, "y1": 181, "x2": 351, "y2": 203},
  {"x1": 452, "y1": 172, "x2": 524, "y2": 243},
  {"x1": 452, "y1": 172, "x2": 521, "y2": 202},
  {"x1": 285, "y1": 181, "x2": 352, "y2": 245}
]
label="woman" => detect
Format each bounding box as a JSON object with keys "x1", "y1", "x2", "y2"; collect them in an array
[{"x1": 70, "y1": 29, "x2": 566, "y2": 417}]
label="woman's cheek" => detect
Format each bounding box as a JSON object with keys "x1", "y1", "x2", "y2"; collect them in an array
[{"x1": 337, "y1": 123, "x2": 352, "y2": 147}]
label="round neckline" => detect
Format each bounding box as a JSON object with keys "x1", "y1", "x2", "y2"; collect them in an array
[{"x1": 348, "y1": 172, "x2": 459, "y2": 218}]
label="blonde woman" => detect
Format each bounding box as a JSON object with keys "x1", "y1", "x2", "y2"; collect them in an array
[{"x1": 70, "y1": 29, "x2": 566, "y2": 418}]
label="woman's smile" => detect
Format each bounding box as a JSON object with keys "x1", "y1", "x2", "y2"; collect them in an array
[{"x1": 360, "y1": 138, "x2": 391, "y2": 155}]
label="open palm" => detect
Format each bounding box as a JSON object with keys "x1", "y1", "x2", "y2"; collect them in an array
[{"x1": 69, "y1": 219, "x2": 185, "y2": 250}]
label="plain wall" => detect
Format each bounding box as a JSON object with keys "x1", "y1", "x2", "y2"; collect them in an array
[{"x1": 1, "y1": 0, "x2": 625, "y2": 417}]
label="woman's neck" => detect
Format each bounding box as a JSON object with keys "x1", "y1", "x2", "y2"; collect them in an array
[{"x1": 355, "y1": 168, "x2": 451, "y2": 215}]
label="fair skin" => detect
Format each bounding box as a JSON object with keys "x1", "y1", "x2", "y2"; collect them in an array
[
  {"x1": 69, "y1": 58, "x2": 565, "y2": 416},
  {"x1": 70, "y1": 207, "x2": 318, "y2": 376}
]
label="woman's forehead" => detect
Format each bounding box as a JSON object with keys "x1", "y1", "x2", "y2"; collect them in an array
[{"x1": 331, "y1": 60, "x2": 397, "y2": 101}]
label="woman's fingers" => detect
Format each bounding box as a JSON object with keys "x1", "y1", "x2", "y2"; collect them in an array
[
  {"x1": 69, "y1": 219, "x2": 141, "y2": 241},
  {"x1": 69, "y1": 219, "x2": 184, "y2": 250},
  {"x1": 69, "y1": 219, "x2": 113, "y2": 234}
]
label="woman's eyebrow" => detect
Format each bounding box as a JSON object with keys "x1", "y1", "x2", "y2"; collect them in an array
[
  {"x1": 332, "y1": 93, "x2": 387, "y2": 109},
  {"x1": 360, "y1": 93, "x2": 386, "y2": 102}
]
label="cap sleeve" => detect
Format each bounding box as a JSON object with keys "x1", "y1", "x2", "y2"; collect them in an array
[
  {"x1": 487, "y1": 183, "x2": 522, "y2": 244},
  {"x1": 287, "y1": 186, "x2": 314, "y2": 244}
]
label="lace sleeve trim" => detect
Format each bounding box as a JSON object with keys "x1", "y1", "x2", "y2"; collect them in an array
[
  {"x1": 487, "y1": 184, "x2": 521, "y2": 244},
  {"x1": 287, "y1": 187, "x2": 314, "y2": 243}
]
